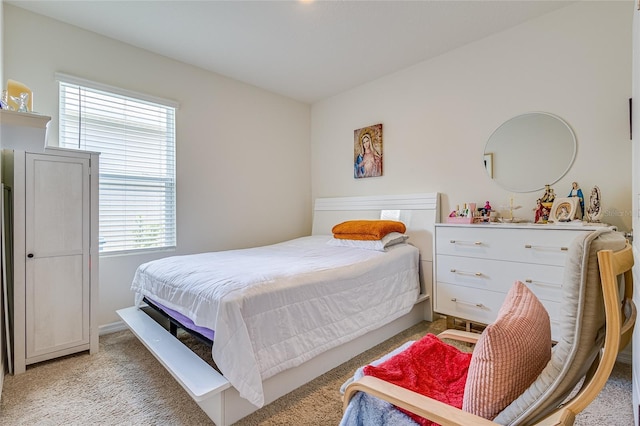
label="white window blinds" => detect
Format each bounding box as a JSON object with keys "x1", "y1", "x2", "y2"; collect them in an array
[{"x1": 57, "y1": 74, "x2": 177, "y2": 254}]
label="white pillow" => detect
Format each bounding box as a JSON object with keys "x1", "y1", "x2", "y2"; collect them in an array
[{"x1": 326, "y1": 232, "x2": 409, "y2": 251}]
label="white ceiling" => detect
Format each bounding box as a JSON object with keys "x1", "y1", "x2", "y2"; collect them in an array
[{"x1": 7, "y1": 0, "x2": 576, "y2": 104}]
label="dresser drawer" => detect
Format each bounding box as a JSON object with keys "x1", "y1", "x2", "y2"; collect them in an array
[
  {"x1": 435, "y1": 226, "x2": 590, "y2": 266},
  {"x1": 436, "y1": 281, "x2": 562, "y2": 340},
  {"x1": 436, "y1": 254, "x2": 564, "y2": 302},
  {"x1": 434, "y1": 282, "x2": 502, "y2": 325}
]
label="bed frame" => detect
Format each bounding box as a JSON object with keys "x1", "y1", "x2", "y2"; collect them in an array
[
  {"x1": 117, "y1": 192, "x2": 439, "y2": 425},
  {"x1": 142, "y1": 296, "x2": 214, "y2": 346}
]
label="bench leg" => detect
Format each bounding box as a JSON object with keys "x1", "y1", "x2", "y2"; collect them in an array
[{"x1": 197, "y1": 392, "x2": 225, "y2": 426}]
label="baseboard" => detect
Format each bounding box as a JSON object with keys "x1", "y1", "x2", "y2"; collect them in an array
[
  {"x1": 618, "y1": 342, "x2": 633, "y2": 365},
  {"x1": 618, "y1": 351, "x2": 633, "y2": 365},
  {"x1": 99, "y1": 321, "x2": 128, "y2": 336}
]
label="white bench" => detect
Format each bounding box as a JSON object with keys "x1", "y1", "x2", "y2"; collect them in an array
[{"x1": 117, "y1": 306, "x2": 231, "y2": 425}]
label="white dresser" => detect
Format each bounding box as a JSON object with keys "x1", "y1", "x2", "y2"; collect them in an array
[{"x1": 434, "y1": 223, "x2": 610, "y2": 340}]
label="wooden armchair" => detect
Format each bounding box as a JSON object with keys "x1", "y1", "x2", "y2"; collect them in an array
[{"x1": 343, "y1": 229, "x2": 635, "y2": 426}]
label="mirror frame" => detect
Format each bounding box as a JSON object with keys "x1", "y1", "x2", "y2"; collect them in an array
[{"x1": 484, "y1": 112, "x2": 577, "y2": 193}]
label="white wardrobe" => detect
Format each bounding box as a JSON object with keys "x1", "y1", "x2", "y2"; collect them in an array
[{"x1": 4, "y1": 147, "x2": 99, "y2": 374}]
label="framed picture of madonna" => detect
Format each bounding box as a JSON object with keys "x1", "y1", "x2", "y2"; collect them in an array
[{"x1": 354, "y1": 124, "x2": 383, "y2": 178}]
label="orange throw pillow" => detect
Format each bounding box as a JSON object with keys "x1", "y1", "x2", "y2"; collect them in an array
[{"x1": 331, "y1": 220, "x2": 406, "y2": 241}]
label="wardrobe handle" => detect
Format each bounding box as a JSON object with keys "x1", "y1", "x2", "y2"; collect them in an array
[{"x1": 27, "y1": 253, "x2": 34, "y2": 258}]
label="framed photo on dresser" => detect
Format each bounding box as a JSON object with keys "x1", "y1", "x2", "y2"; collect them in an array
[{"x1": 549, "y1": 197, "x2": 579, "y2": 222}]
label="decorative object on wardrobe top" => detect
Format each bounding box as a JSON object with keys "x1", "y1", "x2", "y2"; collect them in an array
[
  {"x1": 0, "y1": 79, "x2": 50, "y2": 152},
  {"x1": 3, "y1": 79, "x2": 33, "y2": 112}
]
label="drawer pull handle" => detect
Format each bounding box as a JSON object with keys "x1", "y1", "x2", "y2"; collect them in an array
[
  {"x1": 449, "y1": 240, "x2": 483, "y2": 246},
  {"x1": 525, "y1": 279, "x2": 562, "y2": 289},
  {"x1": 451, "y1": 298, "x2": 486, "y2": 309},
  {"x1": 524, "y1": 244, "x2": 569, "y2": 251},
  {"x1": 450, "y1": 268, "x2": 483, "y2": 277}
]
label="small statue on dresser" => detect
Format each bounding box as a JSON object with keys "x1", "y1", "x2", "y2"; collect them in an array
[
  {"x1": 534, "y1": 199, "x2": 543, "y2": 223},
  {"x1": 533, "y1": 198, "x2": 552, "y2": 223},
  {"x1": 540, "y1": 184, "x2": 555, "y2": 204},
  {"x1": 537, "y1": 185, "x2": 555, "y2": 223},
  {"x1": 586, "y1": 186, "x2": 603, "y2": 223},
  {"x1": 568, "y1": 182, "x2": 584, "y2": 217}
]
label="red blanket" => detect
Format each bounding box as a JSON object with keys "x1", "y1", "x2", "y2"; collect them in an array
[{"x1": 363, "y1": 333, "x2": 472, "y2": 426}]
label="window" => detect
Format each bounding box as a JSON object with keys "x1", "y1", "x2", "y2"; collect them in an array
[{"x1": 57, "y1": 73, "x2": 177, "y2": 254}]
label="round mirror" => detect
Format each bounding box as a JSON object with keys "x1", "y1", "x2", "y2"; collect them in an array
[{"x1": 483, "y1": 112, "x2": 576, "y2": 193}]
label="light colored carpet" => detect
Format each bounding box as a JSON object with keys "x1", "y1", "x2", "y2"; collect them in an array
[{"x1": 0, "y1": 318, "x2": 633, "y2": 425}]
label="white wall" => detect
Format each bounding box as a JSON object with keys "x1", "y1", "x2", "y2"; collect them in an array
[
  {"x1": 3, "y1": 5, "x2": 311, "y2": 326},
  {"x1": 311, "y1": 1, "x2": 633, "y2": 232},
  {"x1": 2, "y1": 2, "x2": 634, "y2": 329},
  {"x1": 0, "y1": 0, "x2": 3, "y2": 86},
  {"x1": 631, "y1": 4, "x2": 640, "y2": 423},
  {"x1": 0, "y1": 0, "x2": 5, "y2": 391}
]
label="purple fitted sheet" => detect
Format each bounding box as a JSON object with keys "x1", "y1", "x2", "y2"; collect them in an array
[{"x1": 148, "y1": 297, "x2": 215, "y2": 341}]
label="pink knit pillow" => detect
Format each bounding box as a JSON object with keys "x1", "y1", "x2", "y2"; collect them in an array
[{"x1": 462, "y1": 281, "x2": 552, "y2": 420}]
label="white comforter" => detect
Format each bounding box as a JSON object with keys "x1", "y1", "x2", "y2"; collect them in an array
[{"x1": 131, "y1": 235, "x2": 420, "y2": 407}]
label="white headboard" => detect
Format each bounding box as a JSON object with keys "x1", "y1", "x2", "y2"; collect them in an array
[{"x1": 312, "y1": 192, "x2": 440, "y2": 298}]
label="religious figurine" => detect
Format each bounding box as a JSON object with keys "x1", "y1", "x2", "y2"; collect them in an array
[
  {"x1": 586, "y1": 186, "x2": 602, "y2": 223},
  {"x1": 538, "y1": 185, "x2": 555, "y2": 223},
  {"x1": 540, "y1": 184, "x2": 555, "y2": 203},
  {"x1": 534, "y1": 199, "x2": 543, "y2": 223},
  {"x1": 568, "y1": 182, "x2": 584, "y2": 217},
  {"x1": 533, "y1": 198, "x2": 552, "y2": 224},
  {"x1": 9, "y1": 92, "x2": 29, "y2": 112},
  {"x1": 0, "y1": 90, "x2": 10, "y2": 110}
]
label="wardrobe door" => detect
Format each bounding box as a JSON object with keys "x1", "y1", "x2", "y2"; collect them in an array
[{"x1": 24, "y1": 153, "x2": 90, "y2": 359}]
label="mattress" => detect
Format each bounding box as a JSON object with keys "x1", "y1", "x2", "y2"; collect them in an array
[
  {"x1": 145, "y1": 297, "x2": 215, "y2": 342},
  {"x1": 131, "y1": 235, "x2": 420, "y2": 407}
]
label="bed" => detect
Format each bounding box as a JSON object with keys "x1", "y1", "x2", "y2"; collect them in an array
[{"x1": 117, "y1": 192, "x2": 439, "y2": 425}]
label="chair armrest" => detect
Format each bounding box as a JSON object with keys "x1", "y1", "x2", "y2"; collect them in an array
[
  {"x1": 343, "y1": 375, "x2": 497, "y2": 426},
  {"x1": 437, "y1": 329, "x2": 481, "y2": 344},
  {"x1": 534, "y1": 409, "x2": 576, "y2": 426}
]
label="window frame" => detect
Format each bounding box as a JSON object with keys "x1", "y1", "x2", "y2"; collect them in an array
[{"x1": 56, "y1": 72, "x2": 179, "y2": 255}]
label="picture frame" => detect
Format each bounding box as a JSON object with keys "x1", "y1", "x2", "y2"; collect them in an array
[
  {"x1": 483, "y1": 153, "x2": 493, "y2": 178},
  {"x1": 549, "y1": 197, "x2": 579, "y2": 223},
  {"x1": 354, "y1": 124, "x2": 383, "y2": 179}
]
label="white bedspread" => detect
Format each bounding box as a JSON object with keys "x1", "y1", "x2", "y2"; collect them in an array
[{"x1": 131, "y1": 235, "x2": 420, "y2": 407}]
